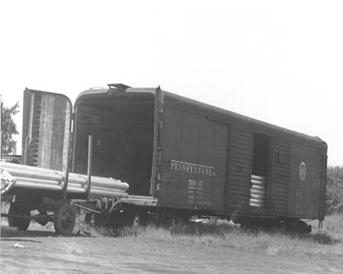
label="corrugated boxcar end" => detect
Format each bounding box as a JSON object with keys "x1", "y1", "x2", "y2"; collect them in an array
[
  {"x1": 72, "y1": 86, "x2": 157, "y2": 198},
  {"x1": 75, "y1": 85, "x2": 164, "y2": 198},
  {"x1": 319, "y1": 142, "x2": 328, "y2": 221},
  {"x1": 75, "y1": 86, "x2": 158, "y2": 104}
]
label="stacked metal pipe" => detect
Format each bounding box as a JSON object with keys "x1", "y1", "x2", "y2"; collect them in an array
[
  {"x1": 249, "y1": 175, "x2": 266, "y2": 208},
  {"x1": 0, "y1": 162, "x2": 129, "y2": 198}
]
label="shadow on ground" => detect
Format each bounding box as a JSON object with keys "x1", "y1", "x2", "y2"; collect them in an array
[{"x1": 1, "y1": 226, "x2": 57, "y2": 238}]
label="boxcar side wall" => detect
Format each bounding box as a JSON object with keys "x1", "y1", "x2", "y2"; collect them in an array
[
  {"x1": 157, "y1": 102, "x2": 229, "y2": 211},
  {"x1": 154, "y1": 91, "x2": 327, "y2": 221}
]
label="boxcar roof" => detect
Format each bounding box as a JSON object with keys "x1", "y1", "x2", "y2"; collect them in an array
[{"x1": 76, "y1": 86, "x2": 327, "y2": 149}]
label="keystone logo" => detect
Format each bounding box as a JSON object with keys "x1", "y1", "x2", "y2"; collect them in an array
[{"x1": 299, "y1": 161, "x2": 307, "y2": 181}]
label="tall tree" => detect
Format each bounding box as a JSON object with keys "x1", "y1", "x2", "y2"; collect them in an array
[
  {"x1": 1, "y1": 101, "x2": 20, "y2": 155},
  {"x1": 326, "y1": 166, "x2": 343, "y2": 214}
]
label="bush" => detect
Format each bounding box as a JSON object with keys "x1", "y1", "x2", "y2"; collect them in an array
[{"x1": 326, "y1": 166, "x2": 343, "y2": 214}]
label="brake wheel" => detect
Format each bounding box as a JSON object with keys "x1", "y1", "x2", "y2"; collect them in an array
[
  {"x1": 8, "y1": 203, "x2": 31, "y2": 231},
  {"x1": 53, "y1": 203, "x2": 76, "y2": 235}
]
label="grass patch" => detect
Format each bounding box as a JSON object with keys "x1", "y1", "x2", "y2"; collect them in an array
[
  {"x1": 2, "y1": 200, "x2": 343, "y2": 257},
  {"x1": 74, "y1": 215, "x2": 342, "y2": 257},
  {"x1": 101, "y1": 215, "x2": 343, "y2": 257},
  {"x1": 321, "y1": 214, "x2": 343, "y2": 233}
]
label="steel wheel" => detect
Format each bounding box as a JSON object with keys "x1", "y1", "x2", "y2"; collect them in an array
[
  {"x1": 8, "y1": 203, "x2": 31, "y2": 231},
  {"x1": 54, "y1": 203, "x2": 76, "y2": 235}
]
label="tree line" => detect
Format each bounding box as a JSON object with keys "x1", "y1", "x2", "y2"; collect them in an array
[
  {"x1": 326, "y1": 166, "x2": 343, "y2": 214},
  {"x1": 1, "y1": 101, "x2": 19, "y2": 155}
]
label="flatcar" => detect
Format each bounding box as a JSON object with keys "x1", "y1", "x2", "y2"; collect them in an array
[{"x1": 22, "y1": 84, "x2": 327, "y2": 232}]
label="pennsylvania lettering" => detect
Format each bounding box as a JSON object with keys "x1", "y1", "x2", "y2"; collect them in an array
[{"x1": 170, "y1": 160, "x2": 216, "y2": 177}]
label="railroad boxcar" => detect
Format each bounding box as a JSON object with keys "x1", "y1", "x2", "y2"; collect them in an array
[{"x1": 22, "y1": 84, "x2": 327, "y2": 231}]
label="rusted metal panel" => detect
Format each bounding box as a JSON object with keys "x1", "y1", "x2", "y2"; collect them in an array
[
  {"x1": 268, "y1": 139, "x2": 291, "y2": 216},
  {"x1": 22, "y1": 89, "x2": 72, "y2": 171},
  {"x1": 226, "y1": 128, "x2": 253, "y2": 212}
]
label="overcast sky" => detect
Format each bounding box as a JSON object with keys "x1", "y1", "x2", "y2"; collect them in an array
[{"x1": 1, "y1": 0, "x2": 342, "y2": 165}]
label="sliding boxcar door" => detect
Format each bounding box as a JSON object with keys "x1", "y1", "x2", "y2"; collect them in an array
[{"x1": 289, "y1": 143, "x2": 324, "y2": 219}]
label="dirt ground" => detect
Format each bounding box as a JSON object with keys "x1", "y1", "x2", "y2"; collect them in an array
[{"x1": 1, "y1": 223, "x2": 343, "y2": 274}]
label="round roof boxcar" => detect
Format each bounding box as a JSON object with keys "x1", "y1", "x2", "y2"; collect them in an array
[{"x1": 70, "y1": 84, "x2": 327, "y2": 227}]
